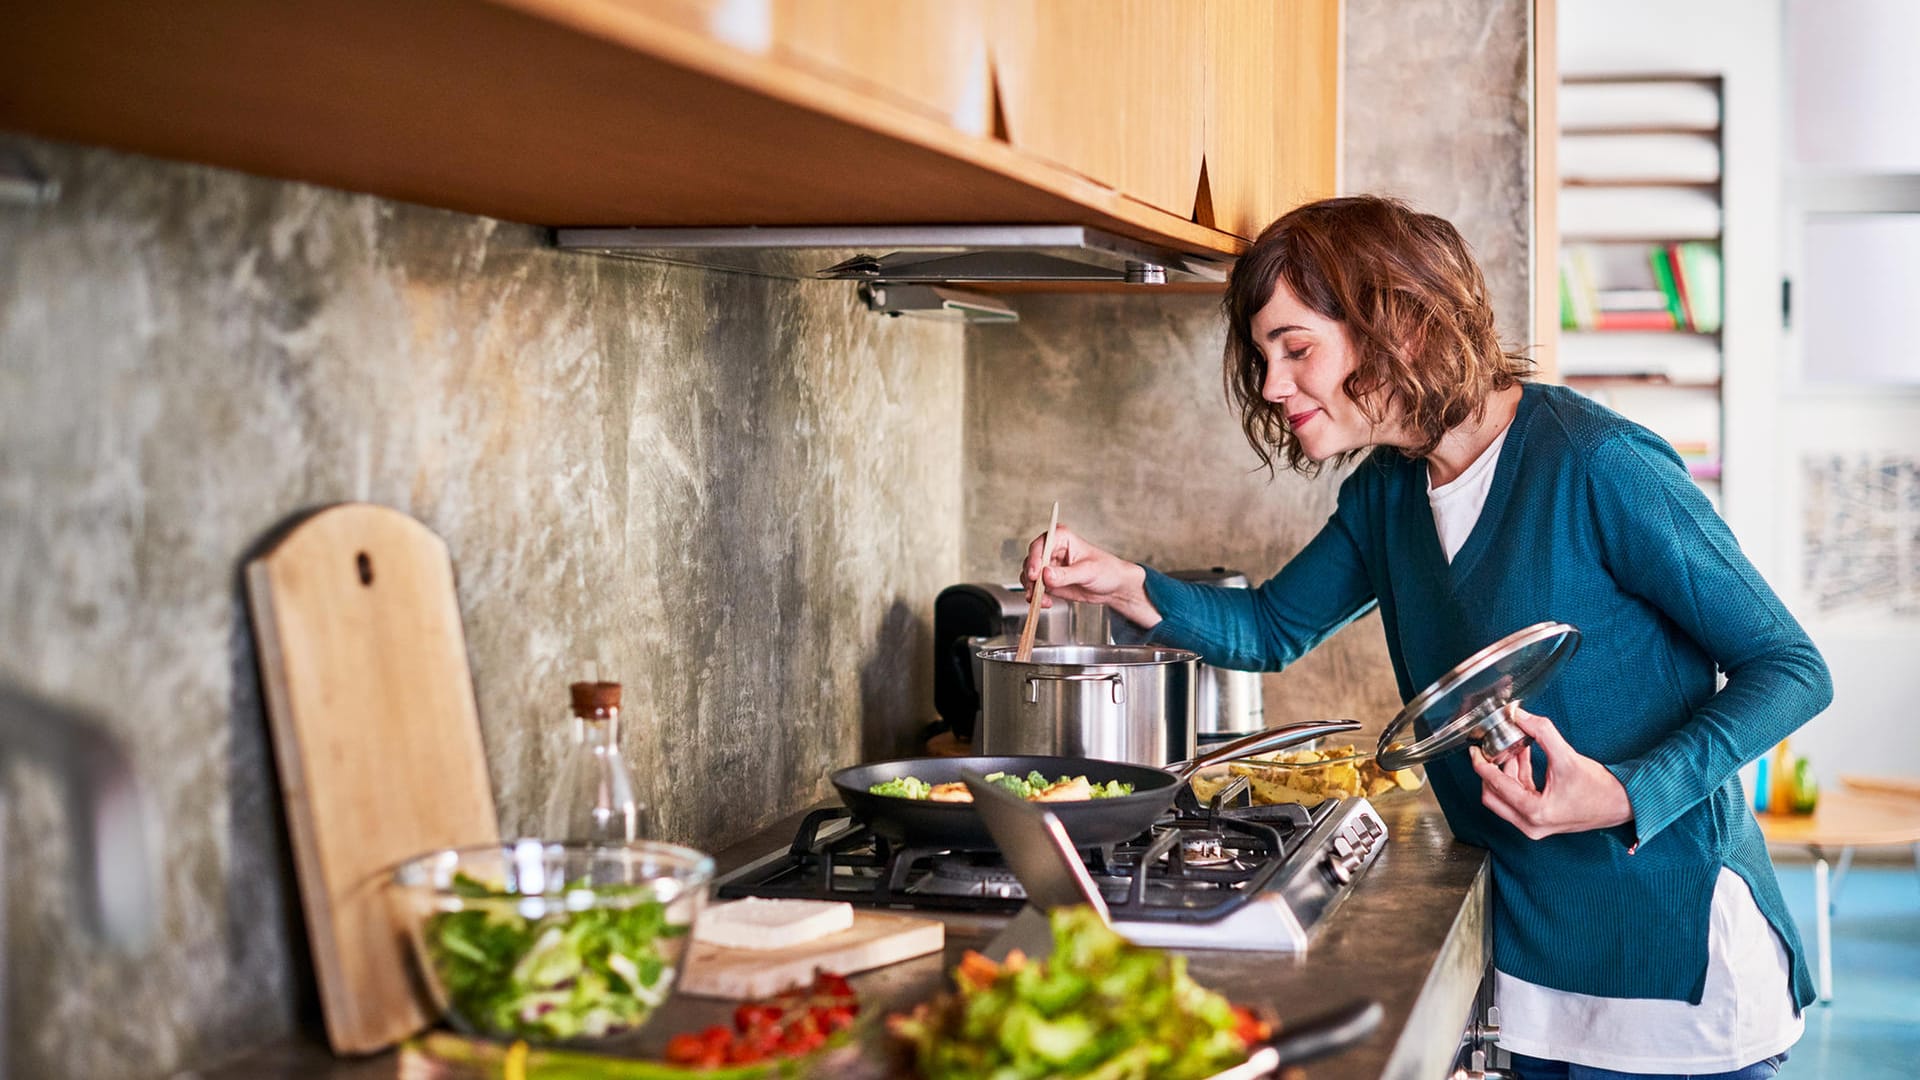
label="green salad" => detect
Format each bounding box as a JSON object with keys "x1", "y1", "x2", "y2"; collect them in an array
[
  {"x1": 421, "y1": 872, "x2": 688, "y2": 1043},
  {"x1": 869, "y1": 771, "x2": 1133, "y2": 801},
  {"x1": 889, "y1": 907, "x2": 1256, "y2": 1079}
]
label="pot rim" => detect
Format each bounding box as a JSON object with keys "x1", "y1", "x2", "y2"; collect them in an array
[{"x1": 977, "y1": 643, "x2": 1201, "y2": 667}]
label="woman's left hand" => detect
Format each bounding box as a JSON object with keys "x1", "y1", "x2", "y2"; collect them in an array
[{"x1": 1468, "y1": 707, "x2": 1635, "y2": 839}]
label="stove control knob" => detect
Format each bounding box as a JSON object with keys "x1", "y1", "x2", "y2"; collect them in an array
[
  {"x1": 1325, "y1": 853, "x2": 1353, "y2": 884},
  {"x1": 1332, "y1": 836, "x2": 1355, "y2": 859}
]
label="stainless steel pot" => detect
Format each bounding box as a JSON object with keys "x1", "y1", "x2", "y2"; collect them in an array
[
  {"x1": 1166, "y1": 568, "x2": 1265, "y2": 738},
  {"x1": 975, "y1": 643, "x2": 1199, "y2": 765},
  {"x1": 933, "y1": 581, "x2": 1110, "y2": 741}
]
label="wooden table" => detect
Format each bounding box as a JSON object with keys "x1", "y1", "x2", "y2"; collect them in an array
[{"x1": 1756, "y1": 783, "x2": 1920, "y2": 1002}]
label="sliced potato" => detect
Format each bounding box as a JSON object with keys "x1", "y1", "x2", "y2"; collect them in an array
[
  {"x1": 1245, "y1": 772, "x2": 1327, "y2": 806},
  {"x1": 1321, "y1": 763, "x2": 1362, "y2": 797},
  {"x1": 1189, "y1": 774, "x2": 1230, "y2": 803},
  {"x1": 1203, "y1": 743, "x2": 1422, "y2": 807}
]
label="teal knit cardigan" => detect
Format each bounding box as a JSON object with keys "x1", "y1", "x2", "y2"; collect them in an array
[{"x1": 1143, "y1": 382, "x2": 1827, "y2": 1007}]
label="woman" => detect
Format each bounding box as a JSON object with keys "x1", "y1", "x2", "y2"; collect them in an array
[{"x1": 1024, "y1": 196, "x2": 1829, "y2": 1080}]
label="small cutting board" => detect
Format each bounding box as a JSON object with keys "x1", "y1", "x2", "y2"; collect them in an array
[
  {"x1": 678, "y1": 910, "x2": 945, "y2": 999},
  {"x1": 247, "y1": 503, "x2": 500, "y2": 1054}
]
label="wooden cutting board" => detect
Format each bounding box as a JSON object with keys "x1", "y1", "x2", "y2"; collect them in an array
[
  {"x1": 678, "y1": 911, "x2": 945, "y2": 999},
  {"x1": 246, "y1": 503, "x2": 499, "y2": 1055}
]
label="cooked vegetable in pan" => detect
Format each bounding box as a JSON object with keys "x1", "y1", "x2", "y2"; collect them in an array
[{"x1": 869, "y1": 771, "x2": 1134, "y2": 803}]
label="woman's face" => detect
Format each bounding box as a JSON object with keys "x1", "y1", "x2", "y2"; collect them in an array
[{"x1": 1251, "y1": 280, "x2": 1390, "y2": 461}]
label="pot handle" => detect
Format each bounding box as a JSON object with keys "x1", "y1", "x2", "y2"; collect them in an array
[
  {"x1": 1023, "y1": 671, "x2": 1126, "y2": 705},
  {"x1": 1170, "y1": 718, "x2": 1363, "y2": 781}
]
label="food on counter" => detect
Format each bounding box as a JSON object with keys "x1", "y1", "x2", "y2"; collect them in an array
[
  {"x1": 693, "y1": 898, "x2": 854, "y2": 951},
  {"x1": 868, "y1": 771, "x2": 1134, "y2": 803},
  {"x1": 888, "y1": 907, "x2": 1269, "y2": 1080},
  {"x1": 421, "y1": 872, "x2": 687, "y2": 1042},
  {"x1": 402, "y1": 1028, "x2": 829, "y2": 1079},
  {"x1": 1189, "y1": 743, "x2": 1423, "y2": 807},
  {"x1": 664, "y1": 971, "x2": 861, "y2": 1068}
]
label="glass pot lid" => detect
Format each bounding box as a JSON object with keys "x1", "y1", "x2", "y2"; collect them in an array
[{"x1": 1374, "y1": 622, "x2": 1581, "y2": 772}]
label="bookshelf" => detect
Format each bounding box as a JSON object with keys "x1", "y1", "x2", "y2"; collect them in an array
[{"x1": 1558, "y1": 75, "x2": 1727, "y2": 499}]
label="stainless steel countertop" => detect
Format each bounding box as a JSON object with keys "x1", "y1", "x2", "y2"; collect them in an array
[{"x1": 196, "y1": 792, "x2": 1488, "y2": 1080}]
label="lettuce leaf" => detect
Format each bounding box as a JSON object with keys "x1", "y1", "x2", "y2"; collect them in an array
[{"x1": 423, "y1": 874, "x2": 688, "y2": 1043}]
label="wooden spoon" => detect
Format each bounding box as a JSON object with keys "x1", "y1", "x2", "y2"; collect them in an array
[{"x1": 1014, "y1": 501, "x2": 1060, "y2": 662}]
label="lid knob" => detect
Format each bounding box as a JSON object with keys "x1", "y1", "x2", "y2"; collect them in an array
[{"x1": 1375, "y1": 622, "x2": 1580, "y2": 771}]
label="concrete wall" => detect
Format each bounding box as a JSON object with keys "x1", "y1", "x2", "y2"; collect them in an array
[
  {"x1": 0, "y1": 136, "x2": 963, "y2": 1080},
  {"x1": 1348, "y1": 0, "x2": 1535, "y2": 350},
  {"x1": 961, "y1": 0, "x2": 1534, "y2": 740}
]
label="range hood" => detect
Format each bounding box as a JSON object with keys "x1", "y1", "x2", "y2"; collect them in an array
[{"x1": 552, "y1": 225, "x2": 1232, "y2": 323}]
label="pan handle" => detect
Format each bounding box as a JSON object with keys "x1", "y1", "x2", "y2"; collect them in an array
[{"x1": 1171, "y1": 718, "x2": 1363, "y2": 781}]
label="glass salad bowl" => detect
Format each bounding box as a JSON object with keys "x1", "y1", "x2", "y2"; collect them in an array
[{"x1": 389, "y1": 840, "x2": 714, "y2": 1045}]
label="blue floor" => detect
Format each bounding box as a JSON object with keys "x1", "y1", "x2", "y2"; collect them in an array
[{"x1": 1774, "y1": 862, "x2": 1920, "y2": 1079}]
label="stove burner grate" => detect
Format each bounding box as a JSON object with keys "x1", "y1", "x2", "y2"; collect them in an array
[{"x1": 715, "y1": 798, "x2": 1338, "y2": 926}]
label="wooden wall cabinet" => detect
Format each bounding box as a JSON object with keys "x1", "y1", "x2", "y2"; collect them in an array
[
  {"x1": 987, "y1": 0, "x2": 1209, "y2": 220},
  {"x1": 690, "y1": 0, "x2": 1000, "y2": 137},
  {"x1": 1203, "y1": 0, "x2": 1342, "y2": 240},
  {"x1": 0, "y1": 0, "x2": 1342, "y2": 266}
]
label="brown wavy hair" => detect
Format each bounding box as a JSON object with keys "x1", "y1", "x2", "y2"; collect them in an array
[{"x1": 1223, "y1": 195, "x2": 1532, "y2": 476}]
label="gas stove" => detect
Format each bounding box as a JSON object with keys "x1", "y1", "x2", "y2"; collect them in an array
[{"x1": 714, "y1": 782, "x2": 1386, "y2": 951}]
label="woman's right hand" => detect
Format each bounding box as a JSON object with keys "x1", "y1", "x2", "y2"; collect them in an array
[{"x1": 1020, "y1": 525, "x2": 1163, "y2": 630}]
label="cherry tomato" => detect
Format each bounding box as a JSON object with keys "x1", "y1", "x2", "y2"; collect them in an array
[
  {"x1": 744, "y1": 1023, "x2": 783, "y2": 1054},
  {"x1": 780, "y1": 1029, "x2": 824, "y2": 1054},
  {"x1": 725, "y1": 1041, "x2": 767, "y2": 1065},
  {"x1": 664, "y1": 1033, "x2": 705, "y2": 1063},
  {"x1": 664, "y1": 979, "x2": 862, "y2": 1070},
  {"x1": 734, "y1": 1003, "x2": 784, "y2": 1031},
  {"x1": 1231, "y1": 1005, "x2": 1272, "y2": 1046},
  {"x1": 818, "y1": 1004, "x2": 856, "y2": 1032}
]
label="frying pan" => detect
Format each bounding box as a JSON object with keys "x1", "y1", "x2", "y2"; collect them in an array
[{"x1": 830, "y1": 719, "x2": 1361, "y2": 851}]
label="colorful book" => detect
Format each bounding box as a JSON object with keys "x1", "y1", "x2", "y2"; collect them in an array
[
  {"x1": 1675, "y1": 241, "x2": 1722, "y2": 333},
  {"x1": 1664, "y1": 244, "x2": 1696, "y2": 331},
  {"x1": 1559, "y1": 247, "x2": 1596, "y2": 330},
  {"x1": 1595, "y1": 308, "x2": 1678, "y2": 331},
  {"x1": 1596, "y1": 288, "x2": 1672, "y2": 312},
  {"x1": 1648, "y1": 245, "x2": 1689, "y2": 329},
  {"x1": 1569, "y1": 245, "x2": 1603, "y2": 330}
]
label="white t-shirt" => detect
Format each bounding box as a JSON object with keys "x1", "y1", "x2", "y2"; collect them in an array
[
  {"x1": 1427, "y1": 431, "x2": 1803, "y2": 1073},
  {"x1": 1427, "y1": 425, "x2": 1510, "y2": 559}
]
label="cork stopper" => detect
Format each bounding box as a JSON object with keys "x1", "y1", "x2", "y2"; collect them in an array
[{"x1": 569, "y1": 681, "x2": 622, "y2": 718}]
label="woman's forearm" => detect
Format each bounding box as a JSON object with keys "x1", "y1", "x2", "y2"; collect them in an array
[{"x1": 1102, "y1": 562, "x2": 1161, "y2": 630}]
